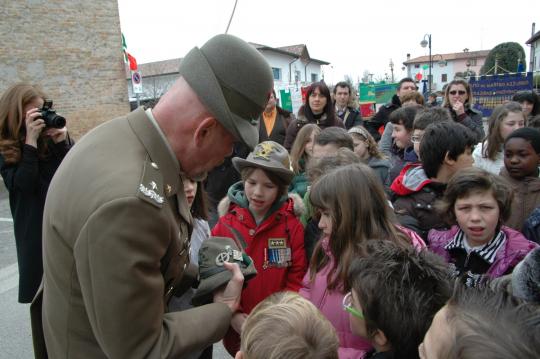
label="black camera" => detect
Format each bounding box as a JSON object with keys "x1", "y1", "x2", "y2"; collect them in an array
[{"x1": 38, "y1": 100, "x2": 66, "y2": 129}]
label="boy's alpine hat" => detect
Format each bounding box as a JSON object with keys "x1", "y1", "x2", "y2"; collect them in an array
[{"x1": 232, "y1": 141, "x2": 294, "y2": 184}]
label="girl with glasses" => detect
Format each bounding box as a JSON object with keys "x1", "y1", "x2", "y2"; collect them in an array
[
  {"x1": 299, "y1": 164, "x2": 425, "y2": 358},
  {"x1": 442, "y1": 79, "x2": 485, "y2": 142}
]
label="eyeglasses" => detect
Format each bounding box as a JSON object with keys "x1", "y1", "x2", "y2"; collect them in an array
[
  {"x1": 411, "y1": 135, "x2": 423, "y2": 144},
  {"x1": 449, "y1": 90, "x2": 466, "y2": 95},
  {"x1": 343, "y1": 292, "x2": 364, "y2": 319}
]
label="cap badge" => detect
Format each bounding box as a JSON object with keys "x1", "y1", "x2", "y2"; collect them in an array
[{"x1": 253, "y1": 142, "x2": 278, "y2": 162}]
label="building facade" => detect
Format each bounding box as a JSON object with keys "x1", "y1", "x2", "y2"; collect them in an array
[
  {"x1": 526, "y1": 28, "x2": 540, "y2": 72},
  {"x1": 403, "y1": 50, "x2": 490, "y2": 92},
  {"x1": 0, "y1": 0, "x2": 129, "y2": 138},
  {"x1": 126, "y1": 43, "x2": 329, "y2": 111}
]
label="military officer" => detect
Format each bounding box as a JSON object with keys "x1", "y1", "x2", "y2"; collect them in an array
[{"x1": 31, "y1": 34, "x2": 274, "y2": 358}]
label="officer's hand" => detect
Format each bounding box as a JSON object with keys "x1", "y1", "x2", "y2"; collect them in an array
[
  {"x1": 213, "y1": 262, "x2": 244, "y2": 313},
  {"x1": 230, "y1": 312, "x2": 248, "y2": 334}
]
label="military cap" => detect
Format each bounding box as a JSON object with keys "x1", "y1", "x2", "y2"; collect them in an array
[
  {"x1": 179, "y1": 34, "x2": 274, "y2": 149},
  {"x1": 192, "y1": 236, "x2": 257, "y2": 306}
]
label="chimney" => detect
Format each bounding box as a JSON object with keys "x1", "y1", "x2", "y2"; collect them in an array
[{"x1": 530, "y1": 22, "x2": 536, "y2": 72}]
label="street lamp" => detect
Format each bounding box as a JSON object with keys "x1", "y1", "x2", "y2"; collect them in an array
[
  {"x1": 389, "y1": 59, "x2": 394, "y2": 83},
  {"x1": 420, "y1": 33, "x2": 432, "y2": 94}
]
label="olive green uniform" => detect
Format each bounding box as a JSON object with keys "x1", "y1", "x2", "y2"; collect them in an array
[{"x1": 32, "y1": 108, "x2": 231, "y2": 358}]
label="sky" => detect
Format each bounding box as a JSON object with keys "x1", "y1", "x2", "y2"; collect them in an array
[{"x1": 117, "y1": 0, "x2": 540, "y2": 84}]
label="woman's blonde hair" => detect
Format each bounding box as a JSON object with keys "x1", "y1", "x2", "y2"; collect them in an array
[
  {"x1": 309, "y1": 163, "x2": 410, "y2": 290},
  {"x1": 0, "y1": 83, "x2": 47, "y2": 164},
  {"x1": 290, "y1": 124, "x2": 321, "y2": 174},
  {"x1": 240, "y1": 292, "x2": 339, "y2": 359}
]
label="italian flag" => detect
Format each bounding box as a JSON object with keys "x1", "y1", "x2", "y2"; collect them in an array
[{"x1": 122, "y1": 33, "x2": 138, "y2": 71}]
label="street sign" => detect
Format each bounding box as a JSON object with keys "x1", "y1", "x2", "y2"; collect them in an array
[
  {"x1": 132, "y1": 71, "x2": 143, "y2": 94},
  {"x1": 415, "y1": 73, "x2": 423, "y2": 81}
]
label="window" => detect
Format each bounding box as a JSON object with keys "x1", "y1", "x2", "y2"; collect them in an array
[
  {"x1": 469, "y1": 58, "x2": 477, "y2": 66},
  {"x1": 414, "y1": 64, "x2": 420, "y2": 68},
  {"x1": 272, "y1": 67, "x2": 281, "y2": 81},
  {"x1": 311, "y1": 73, "x2": 318, "y2": 82},
  {"x1": 295, "y1": 70, "x2": 301, "y2": 83},
  {"x1": 441, "y1": 74, "x2": 447, "y2": 82}
]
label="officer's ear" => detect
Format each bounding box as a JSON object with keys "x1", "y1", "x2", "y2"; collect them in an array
[
  {"x1": 193, "y1": 117, "x2": 218, "y2": 147},
  {"x1": 234, "y1": 351, "x2": 244, "y2": 359}
]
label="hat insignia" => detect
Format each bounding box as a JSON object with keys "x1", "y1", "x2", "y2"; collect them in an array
[
  {"x1": 215, "y1": 245, "x2": 243, "y2": 266},
  {"x1": 253, "y1": 142, "x2": 278, "y2": 162}
]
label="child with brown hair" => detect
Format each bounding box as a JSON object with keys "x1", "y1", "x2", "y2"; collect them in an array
[
  {"x1": 428, "y1": 167, "x2": 538, "y2": 285},
  {"x1": 212, "y1": 141, "x2": 307, "y2": 356},
  {"x1": 236, "y1": 292, "x2": 339, "y2": 359},
  {"x1": 300, "y1": 163, "x2": 425, "y2": 358},
  {"x1": 347, "y1": 240, "x2": 452, "y2": 359},
  {"x1": 289, "y1": 124, "x2": 321, "y2": 198}
]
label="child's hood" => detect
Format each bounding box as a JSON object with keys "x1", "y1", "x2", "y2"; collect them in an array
[
  {"x1": 217, "y1": 181, "x2": 305, "y2": 218},
  {"x1": 390, "y1": 163, "x2": 432, "y2": 196}
]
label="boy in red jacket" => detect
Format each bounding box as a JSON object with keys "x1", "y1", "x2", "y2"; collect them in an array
[{"x1": 212, "y1": 140, "x2": 307, "y2": 356}]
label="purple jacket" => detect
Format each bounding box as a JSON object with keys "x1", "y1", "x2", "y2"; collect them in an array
[{"x1": 428, "y1": 225, "x2": 538, "y2": 278}]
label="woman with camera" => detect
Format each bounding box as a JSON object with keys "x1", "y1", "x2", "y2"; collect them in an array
[{"x1": 0, "y1": 83, "x2": 73, "y2": 303}]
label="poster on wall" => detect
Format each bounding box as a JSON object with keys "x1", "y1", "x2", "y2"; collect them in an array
[
  {"x1": 279, "y1": 89, "x2": 293, "y2": 112},
  {"x1": 469, "y1": 72, "x2": 533, "y2": 117}
]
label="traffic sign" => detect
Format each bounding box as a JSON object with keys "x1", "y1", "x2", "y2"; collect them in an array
[
  {"x1": 415, "y1": 73, "x2": 422, "y2": 81},
  {"x1": 132, "y1": 71, "x2": 143, "y2": 94}
]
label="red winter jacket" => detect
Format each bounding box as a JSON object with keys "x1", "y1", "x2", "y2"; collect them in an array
[{"x1": 212, "y1": 184, "x2": 307, "y2": 355}]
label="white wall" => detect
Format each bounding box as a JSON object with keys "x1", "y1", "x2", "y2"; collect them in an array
[
  {"x1": 533, "y1": 39, "x2": 540, "y2": 71},
  {"x1": 259, "y1": 49, "x2": 324, "y2": 87}
]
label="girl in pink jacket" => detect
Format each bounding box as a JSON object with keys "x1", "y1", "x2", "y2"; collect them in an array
[{"x1": 299, "y1": 163, "x2": 425, "y2": 359}]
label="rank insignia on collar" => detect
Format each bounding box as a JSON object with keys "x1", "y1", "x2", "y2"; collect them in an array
[{"x1": 139, "y1": 182, "x2": 164, "y2": 204}]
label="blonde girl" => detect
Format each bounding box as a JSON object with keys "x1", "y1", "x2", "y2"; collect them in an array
[
  {"x1": 348, "y1": 125, "x2": 391, "y2": 187},
  {"x1": 473, "y1": 101, "x2": 525, "y2": 174}
]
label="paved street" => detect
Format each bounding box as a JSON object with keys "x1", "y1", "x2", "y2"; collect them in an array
[{"x1": 0, "y1": 183, "x2": 231, "y2": 359}]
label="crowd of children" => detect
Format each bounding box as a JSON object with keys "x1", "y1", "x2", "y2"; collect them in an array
[{"x1": 180, "y1": 81, "x2": 540, "y2": 359}]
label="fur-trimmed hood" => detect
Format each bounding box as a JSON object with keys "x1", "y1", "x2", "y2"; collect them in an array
[{"x1": 217, "y1": 185, "x2": 305, "y2": 218}]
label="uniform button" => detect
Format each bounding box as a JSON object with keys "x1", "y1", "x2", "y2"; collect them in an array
[
  {"x1": 183, "y1": 263, "x2": 187, "y2": 270},
  {"x1": 151, "y1": 162, "x2": 159, "y2": 170},
  {"x1": 166, "y1": 285, "x2": 174, "y2": 296}
]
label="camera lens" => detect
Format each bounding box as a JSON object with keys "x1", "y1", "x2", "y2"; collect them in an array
[{"x1": 43, "y1": 111, "x2": 66, "y2": 128}]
